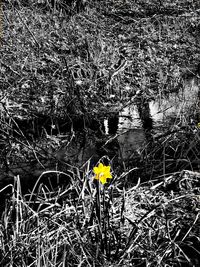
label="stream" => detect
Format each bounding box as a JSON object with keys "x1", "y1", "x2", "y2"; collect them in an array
[
  {"x1": 117, "y1": 77, "x2": 200, "y2": 160},
  {"x1": 0, "y1": 77, "x2": 199, "y2": 198}
]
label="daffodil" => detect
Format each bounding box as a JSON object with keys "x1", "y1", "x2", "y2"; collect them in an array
[
  {"x1": 197, "y1": 122, "x2": 200, "y2": 128},
  {"x1": 93, "y1": 163, "x2": 112, "y2": 185}
]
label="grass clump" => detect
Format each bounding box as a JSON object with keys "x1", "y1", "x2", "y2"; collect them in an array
[{"x1": 0, "y1": 167, "x2": 199, "y2": 266}]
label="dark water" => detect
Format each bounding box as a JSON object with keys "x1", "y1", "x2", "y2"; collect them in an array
[
  {"x1": 56, "y1": 77, "x2": 200, "y2": 181},
  {"x1": 117, "y1": 78, "x2": 200, "y2": 160},
  {"x1": 0, "y1": 78, "x2": 199, "y2": 199}
]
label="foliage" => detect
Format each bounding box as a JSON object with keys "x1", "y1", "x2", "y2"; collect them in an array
[
  {"x1": 0, "y1": 169, "x2": 199, "y2": 266},
  {"x1": 2, "y1": 0, "x2": 200, "y2": 120},
  {"x1": 1, "y1": 0, "x2": 200, "y2": 167},
  {"x1": 1, "y1": 1, "x2": 200, "y2": 266}
]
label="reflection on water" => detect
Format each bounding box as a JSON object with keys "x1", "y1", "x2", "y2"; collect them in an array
[
  {"x1": 0, "y1": 78, "x2": 199, "y2": 200},
  {"x1": 149, "y1": 78, "x2": 199, "y2": 126},
  {"x1": 117, "y1": 78, "x2": 199, "y2": 159},
  {"x1": 18, "y1": 78, "x2": 199, "y2": 170},
  {"x1": 118, "y1": 128, "x2": 145, "y2": 159}
]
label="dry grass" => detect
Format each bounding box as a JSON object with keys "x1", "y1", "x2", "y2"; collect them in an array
[
  {"x1": 0, "y1": 168, "x2": 199, "y2": 266},
  {"x1": 0, "y1": 1, "x2": 200, "y2": 266}
]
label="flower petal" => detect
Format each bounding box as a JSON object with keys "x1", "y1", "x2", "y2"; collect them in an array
[
  {"x1": 104, "y1": 166, "x2": 111, "y2": 172},
  {"x1": 98, "y1": 163, "x2": 104, "y2": 171},
  {"x1": 105, "y1": 172, "x2": 112, "y2": 179},
  {"x1": 93, "y1": 166, "x2": 99, "y2": 174},
  {"x1": 93, "y1": 163, "x2": 112, "y2": 185},
  {"x1": 100, "y1": 176, "x2": 107, "y2": 184}
]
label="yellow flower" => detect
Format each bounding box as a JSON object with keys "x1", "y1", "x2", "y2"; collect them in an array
[
  {"x1": 197, "y1": 122, "x2": 200, "y2": 128},
  {"x1": 93, "y1": 163, "x2": 112, "y2": 185}
]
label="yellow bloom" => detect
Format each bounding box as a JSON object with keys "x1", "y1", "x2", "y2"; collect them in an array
[
  {"x1": 93, "y1": 163, "x2": 112, "y2": 185},
  {"x1": 197, "y1": 122, "x2": 200, "y2": 128}
]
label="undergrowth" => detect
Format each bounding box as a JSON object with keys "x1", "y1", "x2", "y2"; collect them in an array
[
  {"x1": 0, "y1": 1, "x2": 200, "y2": 266},
  {"x1": 0, "y1": 167, "x2": 199, "y2": 266}
]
